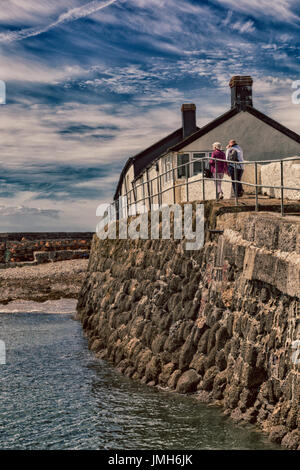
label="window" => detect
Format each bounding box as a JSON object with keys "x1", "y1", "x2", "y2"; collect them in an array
[
  {"x1": 137, "y1": 175, "x2": 145, "y2": 201},
  {"x1": 192, "y1": 152, "x2": 211, "y2": 174},
  {"x1": 192, "y1": 153, "x2": 205, "y2": 175},
  {"x1": 175, "y1": 152, "x2": 212, "y2": 178},
  {"x1": 163, "y1": 155, "x2": 172, "y2": 183},
  {"x1": 177, "y1": 154, "x2": 190, "y2": 178}
]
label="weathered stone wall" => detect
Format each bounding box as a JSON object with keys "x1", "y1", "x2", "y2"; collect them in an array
[
  {"x1": 0, "y1": 232, "x2": 92, "y2": 266},
  {"x1": 77, "y1": 211, "x2": 300, "y2": 449}
]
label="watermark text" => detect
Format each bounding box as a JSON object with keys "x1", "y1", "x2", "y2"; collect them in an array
[
  {"x1": 96, "y1": 199, "x2": 204, "y2": 251},
  {"x1": 0, "y1": 340, "x2": 6, "y2": 365}
]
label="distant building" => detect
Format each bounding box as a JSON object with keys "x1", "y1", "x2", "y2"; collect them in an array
[{"x1": 114, "y1": 76, "x2": 300, "y2": 214}]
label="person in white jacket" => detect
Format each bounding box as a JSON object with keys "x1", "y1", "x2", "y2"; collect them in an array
[{"x1": 226, "y1": 140, "x2": 244, "y2": 197}]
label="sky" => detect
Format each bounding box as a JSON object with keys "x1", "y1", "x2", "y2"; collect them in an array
[{"x1": 0, "y1": 0, "x2": 299, "y2": 231}]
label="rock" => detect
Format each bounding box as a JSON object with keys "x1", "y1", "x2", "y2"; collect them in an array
[
  {"x1": 197, "y1": 329, "x2": 210, "y2": 354},
  {"x1": 215, "y1": 326, "x2": 229, "y2": 350},
  {"x1": 158, "y1": 362, "x2": 175, "y2": 386},
  {"x1": 189, "y1": 353, "x2": 206, "y2": 375},
  {"x1": 145, "y1": 356, "x2": 161, "y2": 383},
  {"x1": 230, "y1": 408, "x2": 244, "y2": 423},
  {"x1": 90, "y1": 338, "x2": 103, "y2": 352},
  {"x1": 269, "y1": 426, "x2": 288, "y2": 444},
  {"x1": 281, "y1": 430, "x2": 300, "y2": 450},
  {"x1": 167, "y1": 369, "x2": 182, "y2": 389},
  {"x1": 224, "y1": 384, "x2": 242, "y2": 409},
  {"x1": 136, "y1": 349, "x2": 153, "y2": 377},
  {"x1": 286, "y1": 406, "x2": 298, "y2": 430},
  {"x1": 176, "y1": 369, "x2": 200, "y2": 394},
  {"x1": 147, "y1": 380, "x2": 156, "y2": 387},
  {"x1": 151, "y1": 334, "x2": 167, "y2": 354},
  {"x1": 241, "y1": 364, "x2": 267, "y2": 388},
  {"x1": 212, "y1": 370, "x2": 227, "y2": 399},
  {"x1": 164, "y1": 335, "x2": 182, "y2": 353},
  {"x1": 202, "y1": 366, "x2": 218, "y2": 392},
  {"x1": 179, "y1": 335, "x2": 197, "y2": 370},
  {"x1": 242, "y1": 407, "x2": 258, "y2": 424},
  {"x1": 215, "y1": 350, "x2": 227, "y2": 371},
  {"x1": 239, "y1": 388, "x2": 257, "y2": 408}
]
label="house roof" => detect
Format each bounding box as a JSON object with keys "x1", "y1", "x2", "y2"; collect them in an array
[
  {"x1": 113, "y1": 126, "x2": 199, "y2": 200},
  {"x1": 169, "y1": 105, "x2": 300, "y2": 152},
  {"x1": 246, "y1": 106, "x2": 300, "y2": 143}
]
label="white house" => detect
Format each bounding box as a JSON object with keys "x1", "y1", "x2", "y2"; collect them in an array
[{"x1": 114, "y1": 76, "x2": 300, "y2": 215}]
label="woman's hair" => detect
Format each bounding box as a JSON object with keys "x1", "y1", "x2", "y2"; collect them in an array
[{"x1": 213, "y1": 142, "x2": 222, "y2": 150}]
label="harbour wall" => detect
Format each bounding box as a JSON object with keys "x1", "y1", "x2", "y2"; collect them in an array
[{"x1": 77, "y1": 206, "x2": 300, "y2": 449}]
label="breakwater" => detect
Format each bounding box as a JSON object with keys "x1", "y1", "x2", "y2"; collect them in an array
[
  {"x1": 0, "y1": 232, "x2": 92, "y2": 267},
  {"x1": 77, "y1": 205, "x2": 300, "y2": 449}
]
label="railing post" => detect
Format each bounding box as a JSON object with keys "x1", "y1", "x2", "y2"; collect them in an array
[
  {"x1": 214, "y1": 157, "x2": 218, "y2": 201},
  {"x1": 146, "y1": 170, "x2": 151, "y2": 211},
  {"x1": 151, "y1": 180, "x2": 153, "y2": 207},
  {"x1": 234, "y1": 162, "x2": 238, "y2": 206},
  {"x1": 186, "y1": 176, "x2": 189, "y2": 202},
  {"x1": 185, "y1": 162, "x2": 191, "y2": 202},
  {"x1": 126, "y1": 191, "x2": 129, "y2": 217},
  {"x1": 202, "y1": 159, "x2": 205, "y2": 201},
  {"x1": 172, "y1": 166, "x2": 176, "y2": 204},
  {"x1": 280, "y1": 160, "x2": 284, "y2": 217},
  {"x1": 132, "y1": 182, "x2": 137, "y2": 216},
  {"x1": 255, "y1": 162, "x2": 258, "y2": 212},
  {"x1": 159, "y1": 174, "x2": 162, "y2": 206}
]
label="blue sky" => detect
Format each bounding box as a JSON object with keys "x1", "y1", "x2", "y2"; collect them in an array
[{"x1": 0, "y1": 0, "x2": 299, "y2": 231}]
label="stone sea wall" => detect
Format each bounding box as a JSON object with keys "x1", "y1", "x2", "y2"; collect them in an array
[{"x1": 77, "y1": 209, "x2": 300, "y2": 449}]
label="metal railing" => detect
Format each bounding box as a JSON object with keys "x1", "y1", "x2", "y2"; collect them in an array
[{"x1": 110, "y1": 155, "x2": 300, "y2": 220}]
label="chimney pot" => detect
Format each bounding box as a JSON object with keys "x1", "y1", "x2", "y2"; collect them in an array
[{"x1": 229, "y1": 75, "x2": 253, "y2": 110}]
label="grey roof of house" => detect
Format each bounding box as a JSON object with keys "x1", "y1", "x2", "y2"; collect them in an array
[{"x1": 169, "y1": 105, "x2": 300, "y2": 152}]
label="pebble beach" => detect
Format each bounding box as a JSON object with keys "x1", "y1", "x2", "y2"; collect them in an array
[{"x1": 0, "y1": 259, "x2": 89, "y2": 305}]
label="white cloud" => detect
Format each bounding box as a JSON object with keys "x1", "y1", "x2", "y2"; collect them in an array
[
  {"x1": 0, "y1": 100, "x2": 182, "y2": 168},
  {"x1": 0, "y1": 0, "x2": 78, "y2": 25},
  {"x1": 0, "y1": 0, "x2": 119, "y2": 43},
  {"x1": 232, "y1": 20, "x2": 256, "y2": 34},
  {"x1": 251, "y1": 76, "x2": 300, "y2": 132},
  {"x1": 0, "y1": 53, "x2": 86, "y2": 83},
  {"x1": 216, "y1": 0, "x2": 298, "y2": 23},
  {"x1": 0, "y1": 204, "x2": 60, "y2": 217}
]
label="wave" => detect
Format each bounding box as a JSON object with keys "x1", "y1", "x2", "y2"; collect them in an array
[{"x1": 0, "y1": 298, "x2": 77, "y2": 314}]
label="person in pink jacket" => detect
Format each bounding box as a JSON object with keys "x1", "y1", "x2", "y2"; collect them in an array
[{"x1": 209, "y1": 142, "x2": 228, "y2": 200}]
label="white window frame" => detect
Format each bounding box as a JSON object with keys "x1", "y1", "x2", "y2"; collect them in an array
[
  {"x1": 163, "y1": 155, "x2": 172, "y2": 183},
  {"x1": 191, "y1": 152, "x2": 211, "y2": 176},
  {"x1": 176, "y1": 152, "x2": 212, "y2": 178}
]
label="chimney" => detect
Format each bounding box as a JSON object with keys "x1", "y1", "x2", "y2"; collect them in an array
[
  {"x1": 229, "y1": 75, "x2": 253, "y2": 110},
  {"x1": 181, "y1": 103, "x2": 197, "y2": 138}
]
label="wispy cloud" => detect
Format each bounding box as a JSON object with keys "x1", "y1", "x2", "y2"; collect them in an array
[
  {"x1": 0, "y1": 205, "x2": 60, "y2": 218},
  {"x1": 231, "y1": 20, "x2": 256, "y2": 34},
  {"x1": 0, "y1": 0, "x2": 119, "y2": 43},
  {"x1": 0, "y1": 0, "x2": 299, "y2": 231},
  {"x1": 216, "y1": 0, "x2": 299, "y2": 23}
]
